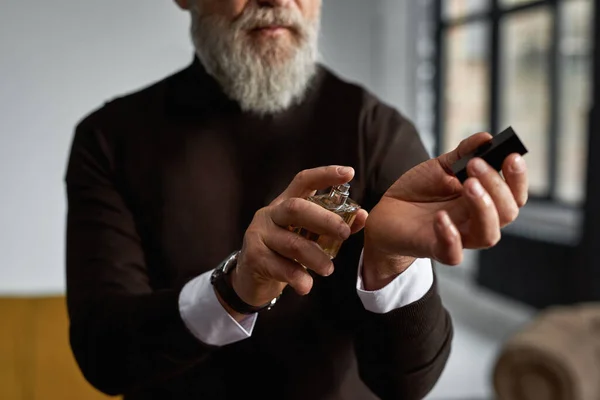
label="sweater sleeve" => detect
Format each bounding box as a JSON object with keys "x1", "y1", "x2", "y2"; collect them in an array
[
  {"x1": 64, "y1": 120, "x2": 217, "y2": 396},
  {"x1": 353, "y1": 94, "x2": 453, "y2": 400}
]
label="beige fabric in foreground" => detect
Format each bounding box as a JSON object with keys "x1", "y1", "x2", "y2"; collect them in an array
[{"x1": 494, "y1": 303, "x2": 600, "y2": 400}]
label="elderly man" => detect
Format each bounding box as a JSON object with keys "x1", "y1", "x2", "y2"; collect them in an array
[{"x1": 65, "y1": 0, "x2": 529, "y2": 399}]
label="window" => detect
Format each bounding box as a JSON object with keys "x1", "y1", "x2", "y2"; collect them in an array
[{"x1": 433, "y1": 0, "x2": 594, "y2": 205}]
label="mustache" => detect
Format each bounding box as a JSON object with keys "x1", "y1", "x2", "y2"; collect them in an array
[{"x1": 234, "y1": 6, "x2": 306, "y2": 33}]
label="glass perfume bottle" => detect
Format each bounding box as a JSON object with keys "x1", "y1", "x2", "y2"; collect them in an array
[{"x1": 289, "y1": 183, "x2": 361, "y2": 259}]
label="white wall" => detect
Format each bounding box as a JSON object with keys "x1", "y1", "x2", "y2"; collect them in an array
[
  {"x1": 0, "y1": 0, "x2": 421, "y2": 295},
  {"x1": 0, "y1": 1, "x2": 192, "y2": 295}
]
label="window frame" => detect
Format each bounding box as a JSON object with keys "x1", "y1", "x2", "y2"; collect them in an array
[{"x1": 433, "y1": 0, "x2": 590, "y2": 205}]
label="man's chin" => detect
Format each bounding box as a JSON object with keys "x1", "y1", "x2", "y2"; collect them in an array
[{"x1": 246, "y1": 37, "x2": 299, "y2": 64}]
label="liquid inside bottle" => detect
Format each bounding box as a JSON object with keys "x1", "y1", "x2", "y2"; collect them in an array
[{"x1": 289, "y1": 183, "x2": 361, "y2": 259}]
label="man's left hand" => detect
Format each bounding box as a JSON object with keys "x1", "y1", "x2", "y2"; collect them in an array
[{"x1": 362, "y1": 132, "x2": 529, "y2": 290}]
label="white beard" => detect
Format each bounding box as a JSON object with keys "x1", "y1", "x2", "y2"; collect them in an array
[{"x1": 190, "y1": 4, "x2": 320, "y2": 116}]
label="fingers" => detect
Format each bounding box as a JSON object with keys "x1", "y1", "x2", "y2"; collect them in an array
[
  {"x1": 275, "y1": 166, "x2": 355, "y2": 202},
  {"x1": 262, "y1": 228, "x2": 335, "y2": 278},
  {"x1": 432, "y1": 211, "x2": 463, "y2": 265},
  {"x1": 502, "y1": 154, "x2": 528, "y2": 207},
  {"x1": 240, "y1": 235, "x2": 314, "y2": 296},
  {"x1": 350, "y1": 209, "x2": 368, "y2": 234},
  {"x1": 433, "y1": 154, "x2": 527, "y2": 260},
  {"x1": 270, "y1": 198, "x2": 351, "y2": 240},
  {"x1": 263, "y1": 255, "x2": 314, "y2": 296},
  {"x1": 467, "y1": 158, "x2": 520, "y2": 227},
  {"x1": 462, "y1": 177, "x2": 501, "y2": 248},
  {"x1": 438, "y1": 132, "x2": 493, "y2": 171}
]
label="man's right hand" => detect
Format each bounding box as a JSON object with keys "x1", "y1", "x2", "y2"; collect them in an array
[{"x1": 228, "y1": 166, "x2": 368, "y2": 311}]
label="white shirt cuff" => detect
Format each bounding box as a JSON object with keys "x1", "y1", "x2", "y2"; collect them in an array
[
  {"x1": 178, "y1": 269, "x2": 257, "y2": 346},
  {"x1": 356, "y1": 249, "x2": 434, "y2": 314}
]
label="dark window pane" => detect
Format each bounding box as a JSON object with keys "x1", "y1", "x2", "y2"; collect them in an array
[
  {"x1": 442, "y1": 22, "x2": 490, "y2": 154},
  {"x1": 556, "y1": 0, "x2": 593, "y2": 204},
  {"x1": 443, "y1": 0, "x2": 489, "y2": 20},
  {"x1": 500, "y1": 8, "x2": 552, "y2": 196}
]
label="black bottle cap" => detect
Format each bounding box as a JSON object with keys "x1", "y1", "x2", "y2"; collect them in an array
[{"x1": 451, "y1": 126, "x2": 528, "y2": 184}]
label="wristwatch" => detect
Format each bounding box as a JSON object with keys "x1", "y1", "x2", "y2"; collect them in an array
[{"x1": 210, "y1": 251, "x2": 280, "y2": 315}]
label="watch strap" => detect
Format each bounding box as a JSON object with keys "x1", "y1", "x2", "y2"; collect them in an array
[{"x1": 211, "y1": 252, "x2": 280, "y2": 315}]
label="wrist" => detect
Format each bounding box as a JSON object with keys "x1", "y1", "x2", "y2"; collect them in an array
[
  {"x1": 211, "y1": 251, "x2": 280, "y2": 317},
  {"x1": 362, "y1": 246, "x2": 416, "y2": 291},
  {"x1": 229, "y1": 263, "x2": 283, "y2": 310}
]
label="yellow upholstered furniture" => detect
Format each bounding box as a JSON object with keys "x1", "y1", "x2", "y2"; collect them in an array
[{"x1": 0, "y1": 296, "x2": 119, "y2": 400}]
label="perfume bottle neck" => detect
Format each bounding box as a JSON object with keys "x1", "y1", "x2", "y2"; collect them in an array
[{"x1": 329, "y1": 184, "x2": 350, "y2": 208}]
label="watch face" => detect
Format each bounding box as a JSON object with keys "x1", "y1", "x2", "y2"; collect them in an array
[
  {"x1": 210, "y1": 267, "x2": 223, "y2": 285},
  {"x1": 222, "y1": 252, "x2": 239, "y2": 275}
]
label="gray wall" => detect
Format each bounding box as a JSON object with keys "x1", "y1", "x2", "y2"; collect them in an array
[
  {"x1": 0, "y1": 0, "x2": 422, "y2": 294},
  {"x1": 320, "y1": 0, "x2": 424, "y2": 126}
]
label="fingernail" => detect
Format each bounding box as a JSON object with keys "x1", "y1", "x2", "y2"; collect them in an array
[
  {"x1": 337, "y1": 166, "x2": 353, "y2": 175},
  {"x1": 326, "y1": 264, "x2": 335, "y2": 276},
  {"x1": 469, "y1": 180, "x2": 485, "y2": 197},
  {"x1": 470, "y1": 158, "x2": 487, "y2": 176},
  {"x1": 510, "y1": 155, "x2": 526, "y2": 173}
]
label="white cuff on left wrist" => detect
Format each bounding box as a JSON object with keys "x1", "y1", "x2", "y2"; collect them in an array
[{"x1": 356, "y1": 249, "x2": 434, "y2": 313}]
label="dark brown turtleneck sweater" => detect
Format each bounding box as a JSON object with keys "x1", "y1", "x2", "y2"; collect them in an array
[{"x1": 65, "y1": 57, "x2": 452, "y2": 400}]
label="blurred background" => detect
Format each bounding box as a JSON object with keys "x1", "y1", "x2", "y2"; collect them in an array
[{"x1": 0, "y1": 0, "x2": 598, "y2": 399}]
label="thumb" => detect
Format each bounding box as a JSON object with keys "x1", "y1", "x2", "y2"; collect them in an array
[
  {"x1": 273, "y1": 165, "x2": 355, "y2": 204},
  {"x1": 438, "y1": 132, "x2": 493, "y2": 172}
]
